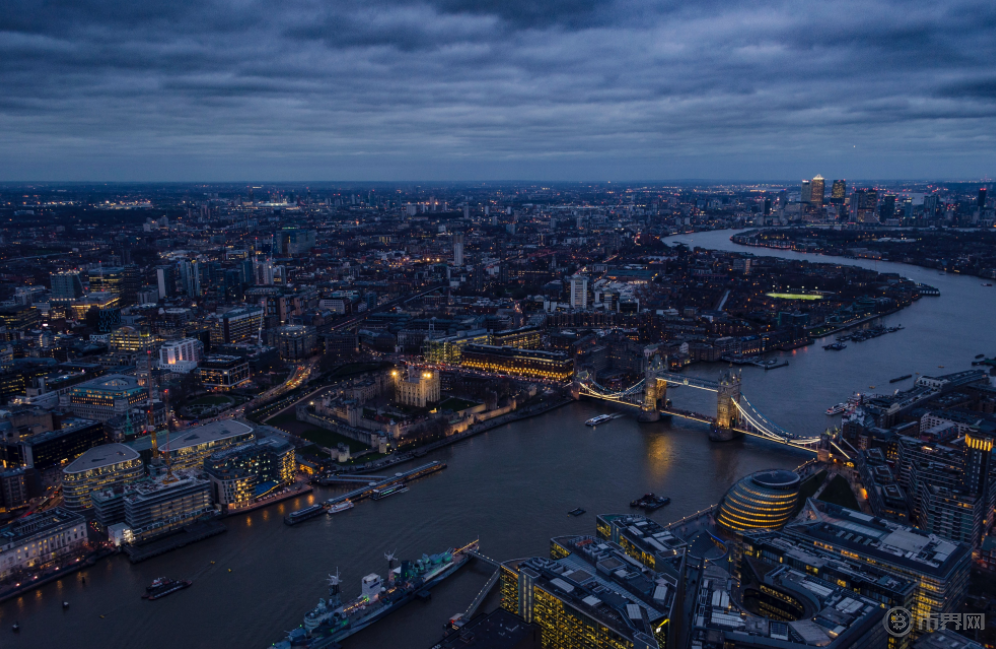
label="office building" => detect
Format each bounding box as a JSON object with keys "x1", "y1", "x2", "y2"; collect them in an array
[
  {"x1": 810, "y1": 175, "x2": 825, "y2": 206},
  {"x1": 62, "y1": 443, "x2": 143, "y2": 510},
  {"x1": 717, "y1": 469, "x2": 801, "y2": 533},
  {"x1": 108, "y1": 325, "x2": 153, "y2": 353},
  {"x1": 689, "y1": 559, "x2": 889, "y2": 648},
  {"x1": 786, "y1": 500, "x2": 971, "y2": 627},
  {"x1": 50, "y1": 271, "x2": 84, "y2": 303},
  {"x1": 830, "y1": 180, "x2": 846, "y2": 204},
  {"x1": 156, "y1": 419, "x2": 255, "y2": 471},
  {"x1": 12, "y1": 418, "x2": 106, "y2": 470},
  {"x1": 501, "y1": 532, "x2": 679, "y2": 649},
  {"x1": 0, "y1": 508, "x2": 87, "y2": 581},
  {"x1": 0, "y1": 468, "x2": 29, "y2": 512},
  {"x1": 800, "y1": 179, "x2": 812, "y2": 203},
  {"x1": 0, "y1": 304, "x2": 41, "y2": 333},
  {"x1": 88, "y1": 265, "x2": 141, "y2": 305},
  {"x1": 197, "y1": 354, "x2": 250, "y2": 390},
  {"x1": 207, "y1": 306, "x2": 263, "y2": 344},
  {"x1": 460, "y1": 345, "x2": 574, "y2": 381},
  {"x1": 914, "y1": 629, "x2": 985, "y2": 649},
  {"x1": 274, "y1": 325, "x2": 316, "y2": 360},
  {"x1": 453, "y1": 231, "x2": 464, "y2": 266},
  {"x1": 569, "y1": 275, "x2": 588, "y2": 310},
  {"x1": 122, "y1": 470, "x2": 213, "y2": 543},
  {"x1": 159, "y1": 338, "x2": 203, "y2": 373},
  {"x1": 394, "y1": 367, "x2": 440, "y2": 407},
  {"x1": 738, "y1": 529, "x2": 916, "y2": 649},
  {"x1": 69, "y1": 374, "x2": 147, "y2": 422},
  {"x1": 853, "y1": 189, "x2": 879, "y2": 223},
  {"x1": 156, "y1": 265, "x2": 176, "y2": 299},
  {"x1": 204, "y1": 437, "x2": 295, "y2": 511}
]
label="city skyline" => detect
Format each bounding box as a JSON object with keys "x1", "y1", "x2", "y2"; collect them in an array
[{"x1": 3, "y1": 0, "x2": 995, "y2": 181}]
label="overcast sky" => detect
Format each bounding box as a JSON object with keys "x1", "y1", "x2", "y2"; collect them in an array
[{"x1": 2, "y1": 0, "x2": 994, "y2": 181}]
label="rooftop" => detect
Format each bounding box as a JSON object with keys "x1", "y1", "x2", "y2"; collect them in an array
[
  {"x1": 159, "y1": 419, "x2": 254, "y2": 453},
  {"x1": 64, "y1": 443, "x2": 141, "y2": 474}
]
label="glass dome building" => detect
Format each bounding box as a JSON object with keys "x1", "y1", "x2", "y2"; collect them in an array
[{"x1": 717, "y1": 469, "x2": 801, "y2": 533}]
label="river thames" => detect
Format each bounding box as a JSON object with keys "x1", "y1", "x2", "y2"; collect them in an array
[{"x1": 1, "y1": 229, "x2": 992, "y2": 649}]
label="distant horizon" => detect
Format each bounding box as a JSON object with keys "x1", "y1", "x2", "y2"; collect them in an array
[{"x1": 1, "y1": 177, "x2": 993, "y2": 187}]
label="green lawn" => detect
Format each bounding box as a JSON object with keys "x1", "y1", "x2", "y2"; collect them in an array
[
  {"x1": 267, "y1": 411, "x2": 300, "y2": 428},
  {"x1": 438, "y1": 397, "x2": 481, "y2": 412},
  {"x1": 818, "y1": 474, "x2": 861, "y2": 511},
  {"x1": 297, "y1": 426, "x2": 368, "y2": 454},
  {"x1": 187, "y1": 394, "x2": 234, "y2": 406},
  {"x1": 798, "y1": 470, "x2": 827, "y2": 502}
]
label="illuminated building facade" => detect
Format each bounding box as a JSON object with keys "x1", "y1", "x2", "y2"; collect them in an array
[
  {"x1": 204, "y1": 437, "x2": 295, "y2": 511},
  {"x1": 501, "y1": 532, "x2": 676, "y2": 649},
  {"x1": 422, "y1": 329, "x2": 490, "y2": 364},
  {"x1": 0, "y1": 305, "x2": 40, "y2": 333},
  {"x1": 159, "y1": 338, "x2": 203, "y2": 373},
  {"x1": 207, "y1": 306, "x2": 263, "y2": 344},
  {"x1": 157, "y1": 420, "x2": 255, "y2": 471},
  {"x1": 109, "y1": 325, "x2": 153, "y2": 353},
  {"x1": 491, "y1": 326, "x2": 542, "y2": 350},
  {"x1": 786, "y1": 500, "x2": 970, "y2": 630},
  {"x1": 809, "y1": 175, "x2": 825, "y2": 206},
  {"x1": 830, "y1": 179, "x2": 846, "y2": 204},
  {"x1": 395, "y1": 367, "x2": 440, "y2": 407},
  {"x1": 122, "y1": 470, "x2": 213, "y2": 543},
  {"x1": 68, "y1": 374, "x2": 147, "y2": 421},
  {"x1": 50, "y1": 271, "x2": 84, "y2": 303},
  {"x1": 197, "y1": 354, "x2": 250, "y2": 390},
  {"x1": 461, "y1": 345, "x2": 573, "y2": 381},
  {"x1": 716, "y1": 470, "x2": 800, "y2": 533},
  {"x1": 62, "y1": 443, "x2": 143, "y2": 510},
  {"x1": 0, "y1": 508, "x2": 87, "y2": 581}
]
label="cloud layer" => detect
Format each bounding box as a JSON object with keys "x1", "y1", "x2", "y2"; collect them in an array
[{"x1": 2, "y1": 0, "x2": 994, "y2": 180}]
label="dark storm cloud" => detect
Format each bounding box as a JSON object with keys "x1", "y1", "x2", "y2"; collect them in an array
[{"x1": 1, "y1": 0, "x2": 994, "y2": 179}]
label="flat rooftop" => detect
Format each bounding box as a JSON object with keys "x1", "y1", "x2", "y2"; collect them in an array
[{"x1": 64, "y1": 443, "x2": 141, "y2": 474}]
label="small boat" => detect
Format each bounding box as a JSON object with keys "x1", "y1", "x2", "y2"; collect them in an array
[
  {"x1": 869, "y1": 386, "x2": 875, "y2": 389},
  {"x1": 142, "y1": 577, "x2": 192, "y2": 601},
  {"x1": 327, "y1": 499, "x2": 355, "y2": 515},
  {"x1": 976, "y1": 354, "x2": 985, "y2": 359},
  {"x1": 630, "y1": 493, "x2": 670, "y2": 511},
  {"x1": 568, "y1": 507, "x2": 586, "y2": 517},
  {"x1": 12, "y1": 622, "x2": 19, "y2": 632},
  {"x1": 586, "y1": 414, "x2": 613, "y2": 427},
  {"x1": 938, "y1": 366, "x2": 944, "y2": 368},
  {"x1": 826, "y1": 403, "x2": 846, "y2": 416},
  {"x1": 62, "y1": 601, "x2": 69, "y2": 609},
  {"x1": 284, "y1": 504, "x2": 325, "y2": 525},
  {"x1": 982, "y1": 283, "x2": 993, "y2": 287},
  {"x1": 889, "y1": 374, "x2": 912, "y2": 384},
  {"x1": 823, "y1": 342, "x2": 847, "y2": 351},
  {"x1": 371, "y1": 485, "x2": 409, "y2": 501}
]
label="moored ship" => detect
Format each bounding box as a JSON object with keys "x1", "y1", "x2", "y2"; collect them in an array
[
  {"x1": 142, "y1": 577, "x2": 192, "y2": 600},
  {"x1": 585, "y1": 414, "x2": 613, "y2": 427},
  {"x1": 268, "y1": 542, "x2": 477, "y2": 648},
  {"x1": 285, "y1": 504, "x2": 325, "y2": 525},
  {"x1": 327, "y1": 499, "x2": 354, "y2": 515},
  {"x1": 825, "y1": 403, "x2": 847, "y2": 416}
]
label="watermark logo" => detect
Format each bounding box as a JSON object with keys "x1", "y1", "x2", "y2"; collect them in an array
[
  {"x1": 883, "y1": 607, "x2": 984, "y2": 637},
  {"x1": 883, "y1": 607, "x2": 913, "y2": 637}
]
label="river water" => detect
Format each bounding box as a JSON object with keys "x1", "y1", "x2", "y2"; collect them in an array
[{"x1": 1, "y1": 230, "x2": 992, "y2": 649}]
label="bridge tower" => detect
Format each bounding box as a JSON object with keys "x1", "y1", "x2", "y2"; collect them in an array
[
  {"x1": 637, "y1": 348, "x2": 662, "y2": 422},
  {"x1": 711, "y1": 370, "x2": 743, "y2": 441}
]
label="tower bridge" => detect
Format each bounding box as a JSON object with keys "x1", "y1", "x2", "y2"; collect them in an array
[{"x1": 573, "y1": 348, "x2": 821, "y2": 453}]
